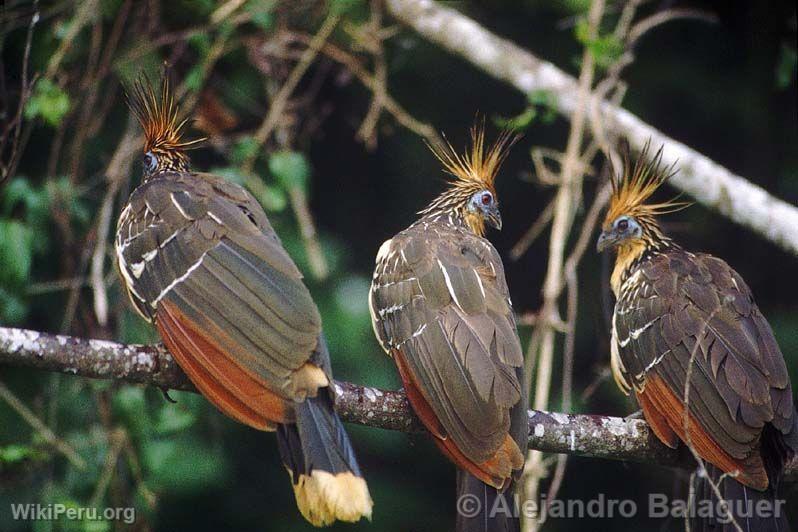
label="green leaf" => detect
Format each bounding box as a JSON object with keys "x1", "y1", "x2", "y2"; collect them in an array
[
  {"x1": 230, "y1": 136, "x2": 260, "y2": 166},
  {"x1": 331, "y1": 0, "x2": 365, "y2": 15},
  {"x1": 0, "y1": 287, "x2": 28, "y2": 323},
  {"x1": 188, "y1": 33, "x2": 211, "y2": 55},
  {"x1": 245, "y1": 0, "x2": 275, "y2": 31},
  {"x1": 48, "y1": 176, "x2": 90, "y2": 228},
  {"x1": 268, "y1": 151, "x2": 310, "y2": 191},
  {"x1": 0, "y1": 220, "x2": 34, "y2": 285},
  {"x1": 0, "y1": 444, "x2": 45, "y2": 464},
  {"x1": 1, "y1": 177, "x2": 38, "y2": 216},
  {"x1": 111, "y1": 386, "x2": 151, "y2": 437},
  {"x1": 528, "y1": 90, "x2": 558, "y2": 124},
  {"x1": 24, "y1": 79, "x2": 71, "y2": 127},
  {"x1": 183, "y1": 65, "x2": 204, "y2": 93},
  {"x1": 245, "y1": 175, "x2": 288, "y2": 212},
  {"x1": 493, "y1": 107, "x2": 537, "y2": 131},
  {"x1": 154, "y1": 402, "x2": 197, "y2": 435},
  {"x1": 210, "y1": 166, "x2": 247, "y2": 185},
  {"x1": 143, "y1": 437, "x2": 229, "y2": 493},
  {"x1": 255, "y1": 183, "x2": 287, "y2": 211},
  {"x1": 573, "y1": 20, "x2": 623, "y2": 70}
]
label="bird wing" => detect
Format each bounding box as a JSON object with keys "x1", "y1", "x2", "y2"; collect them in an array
[
  {"x1": 116, "y1": 172, "x2": 324, "y2": 429},
  {"x1": 614, "y1": 250, "x2": 795, "y2": 489},
  {"x1": 369, "y1": 222, "x2": 524, "y2": 487}
]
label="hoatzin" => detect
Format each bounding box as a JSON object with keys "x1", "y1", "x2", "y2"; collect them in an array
[
  {"x1": 597, "y1": 147, "x2": 797, "y2": 531},
  {"x1": 114, "y1": 77, "x2": 372, "y2": 526},
  {"x1": 369, "y1": 126, "x2": 527, "y2": 532}
]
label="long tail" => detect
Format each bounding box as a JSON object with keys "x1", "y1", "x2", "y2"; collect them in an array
[
  {"x1": 456, "y1": 470, "x2": 520, "y2": 532},
  {"x1": 689, "y1": 463, "x2": 790, "y2": 532},
  {"x1": 276, "y1": 338, "x2": 372, "y2": 527}
]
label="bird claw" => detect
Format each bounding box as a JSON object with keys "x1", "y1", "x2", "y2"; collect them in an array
[{"x1": 160, "y1": 387, "x2": 177, "y2": 403}]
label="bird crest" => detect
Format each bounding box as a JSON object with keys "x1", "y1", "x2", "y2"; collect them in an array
[
  {"x1": 126, "y1": 75, "x2": 203, "y2": 155},
  {"x1": 604, "y1": 142, "x2": 688, "y2": 226},
  {"x1": 426, "y1": 122, "x2": 517, "y2": 193}
]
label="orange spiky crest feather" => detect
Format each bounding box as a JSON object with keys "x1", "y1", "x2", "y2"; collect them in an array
[
  {"x1": 603, "y1": 143, "x2": 688, "y2": 231},
  {"x1": 420, "y1": 123, "x2": 518, "y2": 236},
  {"x1": 127, "y1": 75, "x2": 203, "y2": 178},
  {"x1": 426, "y1": 123, "x2": 517, "y2": 195},
  {"x1": 603, "y1": 143, "x2": 690, "y2": 295}
]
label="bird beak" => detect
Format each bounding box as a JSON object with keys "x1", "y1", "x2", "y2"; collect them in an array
[
  {"x1": 486, "y1": 206, "x2": 502, "y2": 231},
  {"x1": 596, "y1": 230, "x2": 619, "y2": 252}
]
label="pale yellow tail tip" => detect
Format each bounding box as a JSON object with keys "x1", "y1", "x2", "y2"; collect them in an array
[{"x1": 292, "y1": 470, "x2": 373, "y2": 527}]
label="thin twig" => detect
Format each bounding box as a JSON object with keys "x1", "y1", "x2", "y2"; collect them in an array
[
  {"x1": 522, "y1": 3, "x2": 606, "y2": 529},
  {"x1": 90, "y1": 122, "x2": 140, "y2": 327},
  {"x1": 628, "y1": 8, "x2": 718, "y2": 46},
  {"x1": 355, "y1": 0, "x2": 389, "y2": 148},
  {"x1": 509, "y1": 198, "x2": 555, "y2": 261},
  {"x1": 45, "y1": 0, "x2": 98, "y2": 79},
  {"x1": 89, "y1": 427, "x2": 126, "y2": 508},
  {"x1": 242, "y1": 13, "x2": 340, "y2": 174},
  {"x1": 0, "y1": 379, "x2": 86, "y2": 470},
  {"x1": 289, "y1": 34, "x2": 442, "y2": 145},
  {"x1": 0, "y1": 1, "x2": 39, "y2": 186}
]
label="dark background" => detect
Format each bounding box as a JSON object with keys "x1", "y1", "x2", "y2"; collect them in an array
[{"x1": 0, "y1": 0, "x2": 796, "y2": 530}]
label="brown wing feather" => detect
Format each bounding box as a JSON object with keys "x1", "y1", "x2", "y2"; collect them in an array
[
  {"x1": 614, "y1": 250, "x2": 794, "y2": 490},
  {"x1": 370, "y1": 221, "x2": 525, "y2": 486},
  {"x1": 635, "y1": 388, "x2": 679, "y2": 448},
  {"x1": 117, "y1": 173, "x2": 324, "y2": 403},
  {"x1": 157, "y1": 299, "x2": 292, "y2": 430},
  {"x1": 639, "y1": 375, "x2": 768, "y2": 489},
  {"x1": 394, "y1": 349, "x2": 518, "y2": 489}
]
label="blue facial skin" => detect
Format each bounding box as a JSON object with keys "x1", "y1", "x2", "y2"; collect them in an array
[
  {"x1": 470, "y1": 190, "x2": 502, "y2": 230},
  {"x1": 597, "y1": 215, "x2": 643, "y2": 252}
]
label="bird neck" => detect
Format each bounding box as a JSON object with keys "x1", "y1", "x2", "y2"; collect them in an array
[
  {"x1": 142, "y1": 149, "x2": 190, "y2": 182},
  {"x1": 610, "y1": 226, "x2": 675, "y2": 296},
  {"x1": 418, "y1": 189, "x2": 485, "y2": 236},
  {"x1": 610, "y1": 240, "x2": 649, "y2": 296}
]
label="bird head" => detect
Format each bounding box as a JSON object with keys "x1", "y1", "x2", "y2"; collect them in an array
[
  {"x1": 597, "y1": 143, "x2": 687, "y2": 255},
  {"x1": 126, "y1": 75, "x2": 203, "y2": 179},
  {"x1": 423, "y1": 123, "x2": 518, "y2": 236}
]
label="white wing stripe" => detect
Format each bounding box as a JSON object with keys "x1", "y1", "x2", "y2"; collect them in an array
[
  {"x1": 160, "y1": 230, "x2": 179, "y2": 248},
  {"x1": 378, "y1": 303, "x2": 405, "y2": 318},
  {"x1": 152, "y1": 252, "x2": 207, "y2": 307},
  {"x1": 437, "y1": 259, "x2": 463, "y2": 310},
  {"x1": 170, "y1": 193, "x2": 191, "y2": 220},
  {"x1": 473, "y1": 269, "x2": 486, "y2": 299},
  {"x1": 130, "y1": 261, "x2": 145, "y2": 279},
  {"x1": 617, "y1": 317, "x2": 660, "y2": 348}
]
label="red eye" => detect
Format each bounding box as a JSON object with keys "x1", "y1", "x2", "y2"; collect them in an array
[
  {"x1": 481, "y1": 193, "x2": 492, "y2": 205},
  {"x1": 617, "y1": 219, "x2": 629, "y2": 231}
]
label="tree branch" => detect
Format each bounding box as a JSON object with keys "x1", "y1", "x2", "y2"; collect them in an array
[
  {"x1": 1, "y1": 326, "x2": 794, "y2": 481},
  {"x1": 384, "y1": 0, "x2": 798, "y2": 256}
]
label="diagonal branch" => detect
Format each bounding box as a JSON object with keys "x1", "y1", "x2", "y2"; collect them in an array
[
  {"x1": 1, "y1": 326, "x2": 795, "y2": 482},
  {"x1": 384, "y1": 0, "x2": 798, "y2": 256}
]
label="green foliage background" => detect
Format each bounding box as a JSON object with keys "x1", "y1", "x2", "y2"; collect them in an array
[{"x1": 0, "y1": 0, "x2": 796, "y2": 531}]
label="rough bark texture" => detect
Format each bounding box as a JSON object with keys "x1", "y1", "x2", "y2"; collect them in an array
[
  {"x1": 384, "y1": 0, "x2": 798, "y2": 256},
  {"x1": 1, "y1": 326, "x2": 795, "y2": 481}
]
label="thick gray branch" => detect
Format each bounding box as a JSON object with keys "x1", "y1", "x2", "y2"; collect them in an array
[
  {"x1": 1, "y1": 326, "x2": 795, "y2": 481},
  {"x1": 385, "y1": 0, "x2": 798, "y2": 256}
]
